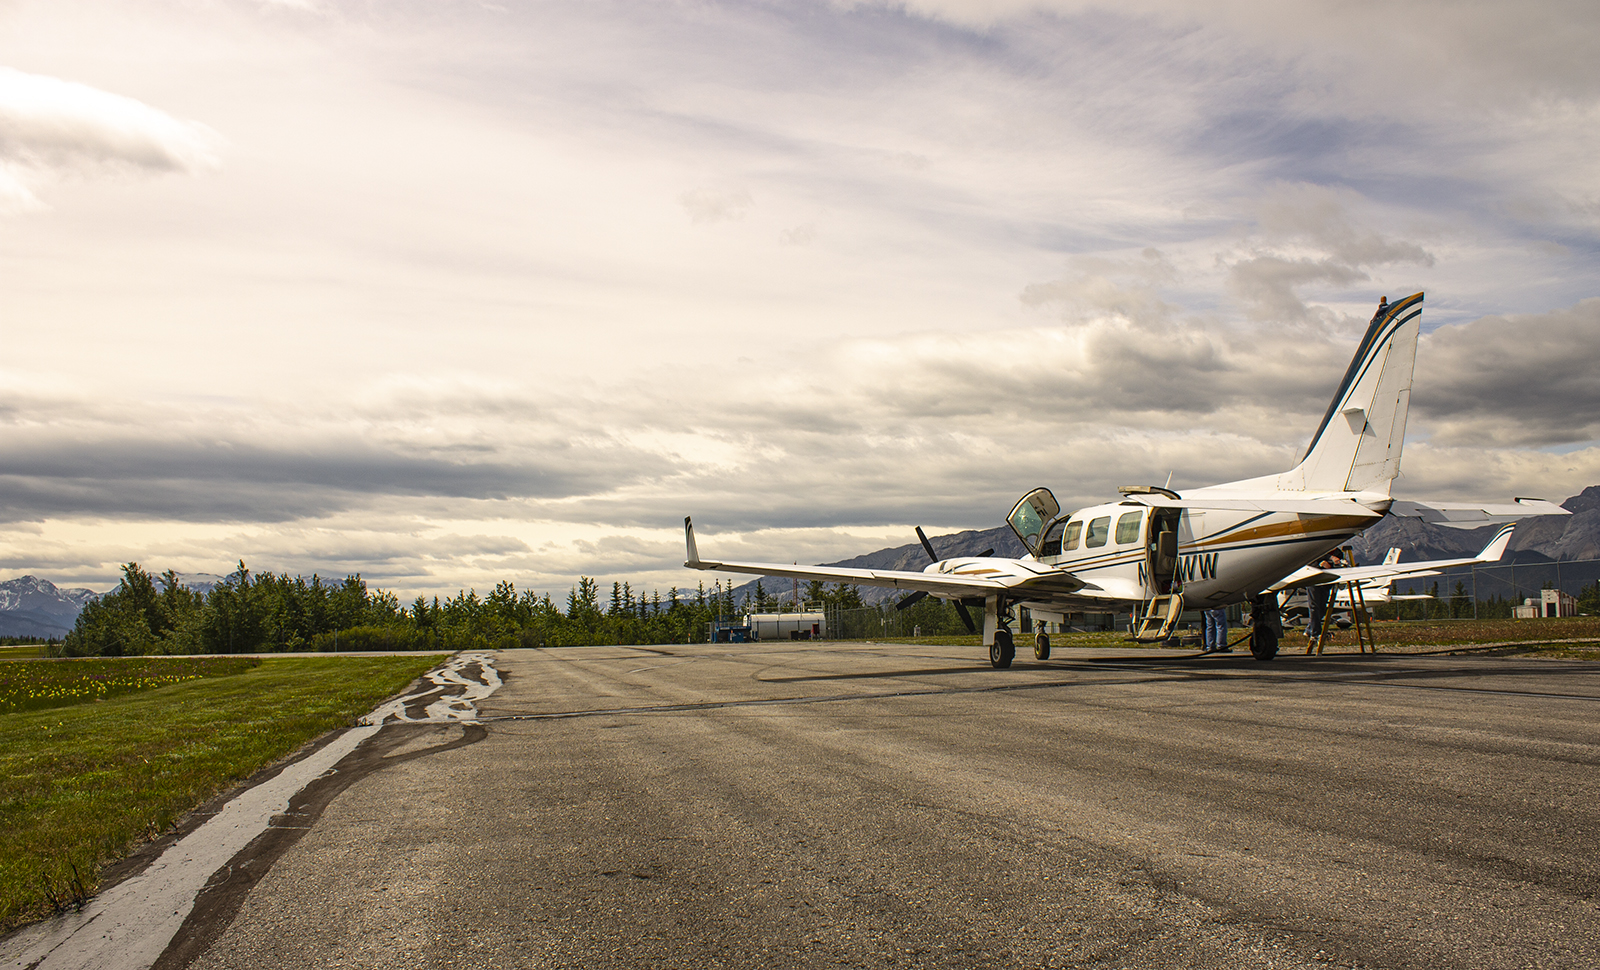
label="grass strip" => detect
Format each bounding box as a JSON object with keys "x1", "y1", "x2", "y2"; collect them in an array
[
  {"x1": 0, "y1": 653, "x2": 446, "y2": 933},
  {"x1": 0, "y1": 657, "x2": 260, "y2": 714}
]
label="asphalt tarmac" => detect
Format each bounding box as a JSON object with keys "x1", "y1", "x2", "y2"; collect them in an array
[{"x1": 182, "y1": 643, "x2": 1599, "y2": 969}]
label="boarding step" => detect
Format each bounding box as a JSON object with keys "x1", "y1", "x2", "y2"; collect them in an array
[{"x1": 1132, "y1": 593, "x2": 1184, "y2": 642}]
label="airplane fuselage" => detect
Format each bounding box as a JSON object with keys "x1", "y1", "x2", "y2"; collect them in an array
[{"x1": 930, "y1": 499, "x2": 1378, "y2": 615}]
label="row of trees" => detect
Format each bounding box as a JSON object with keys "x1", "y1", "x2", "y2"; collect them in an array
[
  {"x1": 59, "y1": 562, "x2": 914, "y2": 656},
  {"x1": 66, "y1": 564, "x2": 1599, "y2": 657}
]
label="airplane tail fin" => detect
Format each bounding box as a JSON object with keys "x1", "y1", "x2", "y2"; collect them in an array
[
  {"x1": 1383, "y1": 547, "x2": 1402, "y2": 565},
  {"x1": 1289, "y1": 293, "x2": 1423, "y2": 493}
]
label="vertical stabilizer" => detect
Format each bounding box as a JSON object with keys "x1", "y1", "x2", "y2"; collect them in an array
[{"x1": 1289, "y1": 293, "x2": 1423, "y2": 494}]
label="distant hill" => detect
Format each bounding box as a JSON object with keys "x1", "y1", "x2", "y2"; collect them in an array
[
  {"x1": 727, "y1": 485, "x2": 1600, "y2": 609},
  {"x1": 0, "y1": 576, "x2": 100, "y2": 640}
]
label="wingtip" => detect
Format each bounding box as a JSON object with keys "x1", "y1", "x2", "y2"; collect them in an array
[
  {"x1": 684, "y1": 515, "x2": 701, "y2": 565},
  {"x1": 1479, "y1": 523, "x2": 1516, "y2": 562}
]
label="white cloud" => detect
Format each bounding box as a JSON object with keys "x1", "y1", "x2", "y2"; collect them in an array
[
  {"x1": 0, "y1": 66, "x2": 221, "y2": 208},
  {"x1": 679, "y1": 187, "x2": 753, "y2": 224},
  {"x1": 0, "y1": 0, "x2": 1593, "y2": 598}
]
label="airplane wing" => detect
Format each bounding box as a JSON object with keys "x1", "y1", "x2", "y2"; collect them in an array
[
  {"x1": 1269, "y1": 524, "x2": 1515, "y2": 591},
  {"x1": 683, "y1": 517, "x2": 1093, "y2": 599},
  {"x1": 1387, "y1": 497, "x2": 1568, "y2": 528}
]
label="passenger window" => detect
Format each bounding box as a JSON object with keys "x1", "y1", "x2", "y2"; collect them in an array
[
  {"x1": 1085, "y1": 516, "x2": 1110, "y2": 548},
  {"x1": 1062, "y1": 520, "x2": 1082, "y2": 551},
  {"x1": 1115, "y1": 510, "x2": 1144, "y2": 545}
]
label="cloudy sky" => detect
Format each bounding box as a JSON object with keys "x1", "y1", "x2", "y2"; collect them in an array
[{"x1": 1, "y1": 0, "x2": 1598, "y2": 599}]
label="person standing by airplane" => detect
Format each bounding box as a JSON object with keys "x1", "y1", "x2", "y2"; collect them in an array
[
  {"x1": 1307, "y1": 550, "x2": 1346, "y2": 646},
  {"x1": 1202, "y1": 606, "x2": 1229, "y2": 654}
]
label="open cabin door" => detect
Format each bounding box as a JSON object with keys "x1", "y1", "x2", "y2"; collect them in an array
[
  {"x1": 1145, "y1": 508, "x2": 1182, "y2": 596},
  {"x1": 1006, "y1": 487, "x2": 1061, "y2": 558},
  {"x1": 1131, "y1": 507, "x2": 1185, "y2": 642}
]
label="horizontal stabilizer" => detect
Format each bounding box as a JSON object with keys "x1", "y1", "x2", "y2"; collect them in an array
[{"x1": 1388, "y1": 497, "x2": 1568, "y2": 529}]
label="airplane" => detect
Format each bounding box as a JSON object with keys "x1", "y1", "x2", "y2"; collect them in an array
[
  {"x1": 1275, "y1": 524, "x2": 1516, "y2": 627},
  {"x1": 684, "y1": 292, "x2": 1569, "y2": 667}
]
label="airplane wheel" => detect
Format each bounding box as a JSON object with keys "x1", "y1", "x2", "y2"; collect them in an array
[
  {"x1": 1250, "y1": 624, "x2": 1279, "y2": 661},
  {"x1": 1034, "y1": 633, "x2": 1051, "y2": 661},
  {"x1": 990, "y1": 630, "x2": 1015, "y2": 669}
]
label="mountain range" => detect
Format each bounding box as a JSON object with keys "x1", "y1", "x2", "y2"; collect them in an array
[
  {"x1": 0, "y1": 576, "x2": 100, "y2": 639},
  {"x1": 0, "y1": 571, "x2": 232, "y2": 640},
  {"x1": 730, "y1": 485, "x2": 1600, "y2": 608}
]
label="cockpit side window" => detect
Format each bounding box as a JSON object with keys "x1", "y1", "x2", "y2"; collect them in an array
[
  {"x1": 1115, "y1": 510, "x2": 1144, "y2": 545},
  {"x1": 1039, "y1": 520, "x2": 1066, "y2": 558},
  {"x1": 1062, "y1": 520, "x2": 1082, "y2": 551},
  {"x1": 1085, "y1": 516, "x2": 1111, "y2": 548}
]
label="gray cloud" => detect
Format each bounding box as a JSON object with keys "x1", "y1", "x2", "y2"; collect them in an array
[
  {"x1": 1414, "y1": 298, "x2": 1600, "y2": 447},
  {"x1": 0, "y1": 435, "x2": 675, "y2": 523},
  {"x1": 882, "y1": 1, "x2": 1600, "y2": 107}
]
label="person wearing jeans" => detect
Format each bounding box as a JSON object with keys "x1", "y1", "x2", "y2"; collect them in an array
[{"x1": 1203, "y1": 606, "x2": 1229, "y2": 653}]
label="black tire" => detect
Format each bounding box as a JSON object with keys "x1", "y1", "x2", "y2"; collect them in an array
[
  {"x1": 990, "y1": 629, "x2": 1015, "y2": 669},
  {"x1": 1034, "y1": 633, "x2": 1051, "y2": 661},
  {"x1": 1250, "y1": 623, "x2": 1279, "y2": 661}
]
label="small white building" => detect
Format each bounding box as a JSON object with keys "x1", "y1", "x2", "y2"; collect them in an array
[{"x1": 1513, "y1": 589, "x2": 1578, "y2": 619}]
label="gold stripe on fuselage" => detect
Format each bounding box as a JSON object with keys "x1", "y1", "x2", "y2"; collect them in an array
[{"x1": 1192, "y1": 514, "x2": 1372, "y2": 549}]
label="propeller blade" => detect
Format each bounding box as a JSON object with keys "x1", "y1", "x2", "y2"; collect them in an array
[
  {"x1": 915, "y1": 526, "x2": 978, "y2": 632},
  {"x1": 896, "y1": 590, "x2": 929, "y2": 611}
]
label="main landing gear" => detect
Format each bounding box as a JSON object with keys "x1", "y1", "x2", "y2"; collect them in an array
[
  {"x1": 990, "y1": 628, "x2": 1015, "y2": 668},
  {"x1": 1249, "y1": 592, "x2": 1281, "y2": 661},
  {"x1": 987, "y1": 597, "x2": 1018, "y2": 668}
]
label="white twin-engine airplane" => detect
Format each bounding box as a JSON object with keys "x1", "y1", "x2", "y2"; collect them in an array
[{"x1": 684, "y1": 292, "x2": 1568, "y2": 667}]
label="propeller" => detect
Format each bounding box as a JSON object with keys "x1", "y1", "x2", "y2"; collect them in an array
[{"x1": 893, "y1": 526, "x2": 981, "y2": 633}]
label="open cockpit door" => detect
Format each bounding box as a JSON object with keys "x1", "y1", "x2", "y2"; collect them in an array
[{"x1": 1006, "y1": 487, "x2": 1062, "y2": 558}]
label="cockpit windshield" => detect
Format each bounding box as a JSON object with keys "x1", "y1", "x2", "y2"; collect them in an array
[{"x1": 1006, "y1": 487, "x2": 1061, "y2": 557}]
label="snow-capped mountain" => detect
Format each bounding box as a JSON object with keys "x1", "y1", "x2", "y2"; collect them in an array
[{"x1": 0, "y1": 575, "x2": 101, "y2": 639}]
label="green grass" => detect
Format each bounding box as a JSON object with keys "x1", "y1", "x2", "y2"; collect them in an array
[
  {"x1": 0, "y1": 656, "x2": 260, "y2": 714},
  {"x1": 1358, "y1": 615, "x2": 1600, "y2": 647},
  {"x1": 0, "y1": 653, "x2": 447, "y2": 933},
  {"x1": 0, "y1": 644, "x2": 49, "y2": 660}
]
